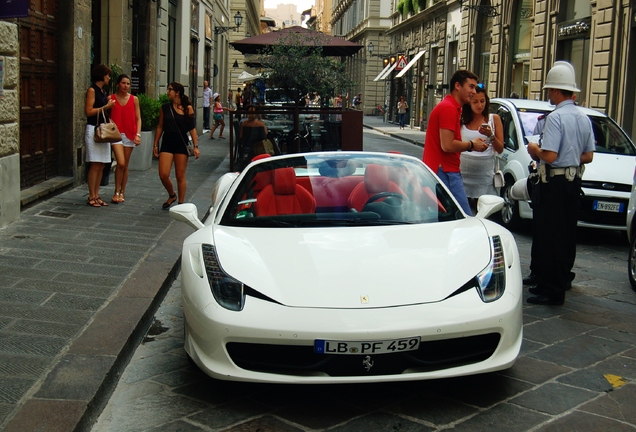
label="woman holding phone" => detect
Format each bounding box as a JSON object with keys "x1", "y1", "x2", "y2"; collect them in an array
[{"x1": 460, "y1": 86, "x2": 504, "y2": 212}]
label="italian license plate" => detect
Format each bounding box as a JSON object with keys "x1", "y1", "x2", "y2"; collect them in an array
[
  {"x1": 593, "y1": 200, "x2": 624, "y2": 213},
  {"x1": 314, "y1": 337, "x2": 420, "y2": 355}
]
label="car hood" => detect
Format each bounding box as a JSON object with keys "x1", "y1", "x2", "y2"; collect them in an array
[
  {"x1": 582, "y1": 153, "x2": 635, "y2": 186},
  {"x1": 213, "y1": 219, "x2": 492, "y2": 308}
]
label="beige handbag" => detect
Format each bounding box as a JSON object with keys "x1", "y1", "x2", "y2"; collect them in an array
[{"x1": 94, "y1": 108, "x2": 122, "y2": 143}]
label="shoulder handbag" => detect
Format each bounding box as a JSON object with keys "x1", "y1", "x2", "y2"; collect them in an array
[
  {"x1": 491, "y1": 115, "x2": 505, "y2": 188},
  {"x1": 169, "y1": 106, "x2": 195, "y2": 157},
  {"x1": 494, "y1": 157, "x2": 505, "y2": 188},
  {"x1": 94, "y1": 108, "x2": 122, "y2": 143}
]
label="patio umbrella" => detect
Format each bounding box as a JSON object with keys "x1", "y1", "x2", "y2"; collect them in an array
[
  {"x1": 231, "y1": 26, "x2": 362, "y2": 57},
  {"x1": 237, "y1": 71, "x2": 261, "y2": 83}
]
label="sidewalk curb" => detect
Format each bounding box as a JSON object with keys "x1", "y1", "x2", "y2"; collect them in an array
[
  {"x1": 4, "y1": 155, "x2": 229, "y2": 432},
  {"x1": 363, "y1": 123, "x2": 424, "y2": 148}
]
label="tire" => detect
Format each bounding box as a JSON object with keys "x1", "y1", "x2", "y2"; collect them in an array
[
  {"x1": 628, "y1": 234, "x2": 636, "y2": 292},
  {"x1": 500, "y1": 175, "x2": 521, "y2": 231}
]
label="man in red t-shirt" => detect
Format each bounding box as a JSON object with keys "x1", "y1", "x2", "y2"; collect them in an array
[{"x1": 423, "y1": 70, "x2": 488, "y2": 214}]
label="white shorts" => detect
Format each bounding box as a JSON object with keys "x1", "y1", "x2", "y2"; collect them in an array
[
  {"x1": 85, "y1": 124, "x2": 112, "y2": 163},
  {"x1": 112, "y1": 133, "x2": 136, "y2": 148}
]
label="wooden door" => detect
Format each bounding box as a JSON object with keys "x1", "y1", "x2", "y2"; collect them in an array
[{"x1": 19, "y1": 0, "x2": 59, "y2": 188}]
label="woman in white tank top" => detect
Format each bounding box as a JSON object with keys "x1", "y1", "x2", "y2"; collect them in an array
[{"x1": 460, "y1": 86, "x2": 504, "y2": 212}]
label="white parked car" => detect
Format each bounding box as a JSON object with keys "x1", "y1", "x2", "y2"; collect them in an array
[
  {"x1": 491, "y1": 98, "x2": 636, "y2": 231},
  {"x1": 170, "y1": 152, "x2": 523, "y2": 383},
  {"x1": 626, "y1": 171, "x2": 636, "y2": 291}
]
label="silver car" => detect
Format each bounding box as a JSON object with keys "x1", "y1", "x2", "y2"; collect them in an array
[{"x1": 490, "y1": 98, "x2": 636, "y2": 231}]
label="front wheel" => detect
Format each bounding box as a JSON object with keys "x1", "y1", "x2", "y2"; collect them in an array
[
  {"x1": 628, "y1": 235, "x2": 636, "y2": 292},
  {"x1": 500, "y1": 176, "x2": 521, "y2": 231}
]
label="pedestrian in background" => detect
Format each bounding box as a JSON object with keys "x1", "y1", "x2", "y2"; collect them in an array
[
  {"x1": 397, "y1": 96, "x2": 408, "y2": 129},
  {"x1": 228, "y1": 88, "x2": 234, "y2": 110},
  {"x1": 353, "y1": 93, "x2": 362, "y2": 110},
  {"x1": 460, "y1": 85, "x2": 504, "y2": 211},
  {"x1": 84, "y1": 63, "x2": 116, "y2": 207},
  {"x1": 153, "y1": 82, "x2": 200, "y2": 209},
  {"x1": 422, "y1": 70, "x2": 488, "y2": 215},
  {"x1": 209, "y1": 93, "x2": 227, "y2": 139},
  {"x1": 235, "y1": 88, "x2": 242, "y2": 109},
  {"x1": 109, "y1": 74, "x2": 142, "y2": 204},
  {"x1": 525, "y1": 61, "x2": 595, "y2": 305},
  {"x1": 202, "y1": 80, "x2": 212, "y2": 131}
]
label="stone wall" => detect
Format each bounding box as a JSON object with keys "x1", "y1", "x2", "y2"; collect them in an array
[{"x1": 0, "y1": 20, "x2": 20, "y2": 227}]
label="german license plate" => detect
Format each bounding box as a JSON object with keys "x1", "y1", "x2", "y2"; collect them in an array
[
  {"x1": 314, "y1": 337, "x2": 420, "y2": 355},
  {"x1": 593, "y1": 201, "x2": 624, "y2": 213}
]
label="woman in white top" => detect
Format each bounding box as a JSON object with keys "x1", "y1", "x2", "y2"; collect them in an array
[{"x1": 460, "y1": 86, "x2": 504, "y2": 211}]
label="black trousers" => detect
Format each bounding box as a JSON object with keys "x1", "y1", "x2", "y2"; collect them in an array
[{"x1": 530, "y1": 175, "x2": 581, "y2": 301}]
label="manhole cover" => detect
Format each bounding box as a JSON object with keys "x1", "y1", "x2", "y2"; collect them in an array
[{"x1": 37, "y1": 211, "x2": 72, "y2": 218}]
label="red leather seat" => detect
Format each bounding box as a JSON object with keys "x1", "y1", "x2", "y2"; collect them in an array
[
  {"x1": 348, "y1": 164, "x2": 406, "y2": 211},
  {"x1": 254, "y1": 167, "x2": 316, "y2": 216}
]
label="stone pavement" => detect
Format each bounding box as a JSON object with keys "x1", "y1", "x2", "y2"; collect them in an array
[{"x1": 0, "y1": 134, "x2": 229, "y2": 431}]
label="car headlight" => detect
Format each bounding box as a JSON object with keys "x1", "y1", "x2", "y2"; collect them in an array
[
  {"x1": 476, "y1": 235, "x2": 506, "y2": 302},
  {"x1": 201, "y1": 244, "x2": 245, "y2": 311}
]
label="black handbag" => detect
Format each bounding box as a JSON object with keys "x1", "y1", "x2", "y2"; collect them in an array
[{"x1": 169, "y1": 106, "x2": 195, "y2": 157}]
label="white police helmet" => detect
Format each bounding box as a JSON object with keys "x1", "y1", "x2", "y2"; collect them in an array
[{"x1": 543, "y1": 61, "x2": 580, "y2": 92}]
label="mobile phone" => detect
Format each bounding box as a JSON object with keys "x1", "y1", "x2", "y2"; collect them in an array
[{"x1": 481, "y1": 123, "x2": 490, "y2": 129}]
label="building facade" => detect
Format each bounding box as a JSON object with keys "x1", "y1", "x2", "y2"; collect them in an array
[
  {"x1": 331, "y1": 0, "x2": 393, "y2": 113},
  {"x1": 336, "y1": 0, "x2": 636, "y2": 142}
]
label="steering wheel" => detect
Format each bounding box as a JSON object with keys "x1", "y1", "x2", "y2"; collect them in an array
[{"x1": 364, "y1": 192, "x2": 407, "y2": 206}]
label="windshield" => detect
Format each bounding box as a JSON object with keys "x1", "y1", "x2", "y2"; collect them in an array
[
  {"x1": 221, "y1": 154, "x2": 464, "y2": 227},
  {"x1": 517, "y1": 109, "x2": 636, "y2": 155}
]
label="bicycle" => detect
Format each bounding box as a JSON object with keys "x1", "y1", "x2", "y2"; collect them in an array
[{"x1": 373, "y1": 105, "x2": 386, "y2": 116}]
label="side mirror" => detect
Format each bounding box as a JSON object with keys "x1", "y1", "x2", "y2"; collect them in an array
[
  {"x1": 169, "y1": 203, "x2": 205, "y2": 230},
  {"x1": 475, "y1": 195, "x2": 504, "y2": 219}
]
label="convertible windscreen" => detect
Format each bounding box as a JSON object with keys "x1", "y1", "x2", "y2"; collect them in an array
[{"x1": 221, "y1": 154, "x2": 463, "y2": 227}]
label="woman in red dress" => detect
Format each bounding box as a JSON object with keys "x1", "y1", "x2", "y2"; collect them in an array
[{"x1": 109, "y1": 74, "x2": 142, "y2": 203}]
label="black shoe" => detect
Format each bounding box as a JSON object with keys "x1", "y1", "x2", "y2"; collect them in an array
[
  {"x1": 527, "y1": 295, "x2": 563, "y2": 306},
  {"x1": 528, "y1": 286, "x2": 544, "y2": 295},
  {"x1": 523, "y1": 273, "x2": 538, "y2": 286}
]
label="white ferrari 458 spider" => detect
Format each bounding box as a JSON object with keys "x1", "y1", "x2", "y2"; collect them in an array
[{"x1": 170, "y1": 151, "x2": 523, "y2": 383}]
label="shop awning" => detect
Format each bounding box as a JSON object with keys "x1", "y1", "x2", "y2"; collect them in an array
[
  {"x1": 395, "y1": 50, "x2": 426, "y2": 78},
  {"x1": 378, "y1": 62, "x2": 398, "y2": 80},
  {"x1": 372, "y1": 63, "x2": 392, "y2": 82}
]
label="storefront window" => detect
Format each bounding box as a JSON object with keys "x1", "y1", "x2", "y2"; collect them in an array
[
  {"x1": 511, "y1": 0, "x2": 532, "y2": 98},
  {"x1": 474, "y1": 1, "x2": 492, "y2": 85},
  {"x1": 556, "y1": 0, "x2": 591, "y2": 105}
]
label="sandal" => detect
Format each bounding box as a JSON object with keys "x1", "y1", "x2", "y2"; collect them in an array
[
  {"x1": 162, "y1": 194, "x2": 177, "y2": 209},
  {"x1": 87, "y1": 198, "x2": 101, "y2": 208},
  {"x1": 119, "y1": 191, "x2": 125, "y2": 203},
  {"x1": 218, "y1": 136, "x2": 225, "y2": 139},
  {"x1": 209, "y1": 135, "x2": 215, "y2": 140},
  {"x1": 95, "y1": 197, "x2": 108, "y2": 206},
  {"x1": 112, "y1": 192, "x2": 121, "y2": 204}
]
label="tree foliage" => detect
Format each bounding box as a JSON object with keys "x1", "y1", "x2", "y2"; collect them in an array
[{"x1": 257, "y1": 31, "x2": 355, "y2": 107}]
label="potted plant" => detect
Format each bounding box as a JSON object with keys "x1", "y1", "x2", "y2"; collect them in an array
[{"x1": 129, "y1": 93, "x2": 163, "y2": 170}]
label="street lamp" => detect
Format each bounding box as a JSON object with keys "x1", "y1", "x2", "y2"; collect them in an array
[
  {"x1": 368, "y1": 41, "x2": 391, "y2": 57},
  {"x1": 215, "y1": 11, "x2": 243, "y2": 34}
]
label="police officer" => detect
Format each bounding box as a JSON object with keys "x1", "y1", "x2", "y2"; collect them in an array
[{"x1": 525, "y1": 61, "x2": 595, "y2": 305}]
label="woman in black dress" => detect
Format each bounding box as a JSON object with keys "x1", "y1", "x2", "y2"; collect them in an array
[
  {"x1": 84, "y1": 64, "x2": 116, "y2": 207},
  {"x1": 153, "y1": 82, "x2": 200, "y2": 209}
]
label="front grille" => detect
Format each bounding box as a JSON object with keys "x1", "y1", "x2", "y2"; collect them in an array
[
  {"x1": 579, "y1": 196, "x2": 628, "y2": 226},
  {"x1": 226, "y1": 333, "x2": 501, "y2": 377},
  {"x1": 581, "y1": 181, "x2": 631, "y2": 193}
]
